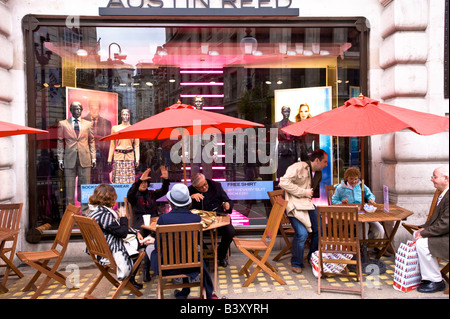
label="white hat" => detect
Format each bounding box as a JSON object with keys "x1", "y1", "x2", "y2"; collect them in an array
[{"x1": 166, "y1": 183, "x2": 192, "y2": 207}]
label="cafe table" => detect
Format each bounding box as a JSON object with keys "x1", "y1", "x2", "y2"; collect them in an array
[
  {"x1": 141, "y1": 211, "x2": 231, "y2": 291},
  {"x1": 0, "y1": 229, "x2": 19, "y2": 293},
  {"x1": 338, "y1": 203, "x2": 414, "y2": 260}
]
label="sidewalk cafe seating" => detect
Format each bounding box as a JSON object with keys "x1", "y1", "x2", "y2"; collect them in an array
[
  {"x1": 16, "y1": 204, "x2": 79, "y2": 299},
  {"x1": 155, "y1": 222, "x2": 204, "y2": 299},
  {"x1": 0, "y1": 203, "x2": 24, "y2": 293},
  {"x1": 234, "y1": 196, "x2": 288, "y2": 287},
  {"x1": 317, "y1": 205, "x2": 364, "y2": 298},
  {"x1": 73, "y1": 214, "x2": 145, "y2": 299}
]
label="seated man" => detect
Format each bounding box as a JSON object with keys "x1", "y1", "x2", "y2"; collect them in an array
[
  {"x1": 147, "y1": 183, "x2": 217, "y2": 299},
  {"x1": 414, "y1": 165, "x2": 449, "y2": 293},
  {"x1": 188, "y1": 173, "x2": 236, "y2": 267},
  {"x1": 127, "y1": 166, "x2": 169, "y2": 281}
]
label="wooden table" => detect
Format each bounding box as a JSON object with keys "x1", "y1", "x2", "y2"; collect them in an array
[
  {"x1": 0, "y1": 229, "x2": 19, "y2": 293},
  {"x1": 142, "y1": 213, "x2": 231, "y2": 291},
  {"x1": 340, "y1": 203, "x2": 414, "y2": 259}
]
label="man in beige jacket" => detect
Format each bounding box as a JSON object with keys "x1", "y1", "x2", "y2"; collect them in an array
[{"x1": 279, "y1": 149, "x2": 328, "y2": 274}]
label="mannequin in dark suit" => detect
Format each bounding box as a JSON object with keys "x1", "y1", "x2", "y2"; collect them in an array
[
  {"x1": 414, "y1": 165, "x2": 449, "y2": 293},
  {"x1": 83, "y1": 98, "x2": 111, "y2": 183},
  {"x1": 57, "y1": 101, "x2": 96, "y2": 212}
]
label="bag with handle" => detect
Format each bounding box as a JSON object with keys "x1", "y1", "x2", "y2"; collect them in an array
[{"x1": 393, "y1": 240, "x2": 421, "y2": 292}]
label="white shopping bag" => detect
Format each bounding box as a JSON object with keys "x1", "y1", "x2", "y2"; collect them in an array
[{"x1": 393, "y1": 240, "x2": 421, "y2": 292}]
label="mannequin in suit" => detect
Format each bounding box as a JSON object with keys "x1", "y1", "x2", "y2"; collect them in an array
[
  {"x1": 414, "y1": 165, "x2": 449, "y2": 293},
  {"x1": 57, "y1": 101, "x2": 96, "y2": 212},
  {"x1": 83, "y1": 98, "x2": 112, "y2": 183}
]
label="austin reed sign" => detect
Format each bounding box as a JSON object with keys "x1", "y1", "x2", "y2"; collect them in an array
[{"x1": 99, "y1": 0, "x2": 299, "y2": 16}]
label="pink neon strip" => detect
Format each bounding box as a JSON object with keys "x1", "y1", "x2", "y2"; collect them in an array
[
  {"x1": 180, "y1": 82, "x2": 224, "y2": 86},
  {"x1": 180, "y1": 70, "x2": 223, "y2": 74},
  {"x1": 181, "y1": 166, "x2": 226, "y2": 170},
  {"x1": 203, "y1": 106, "x2": 224, "y2": 110},
  {"x1": 180, "y1": 94, "x2": 224, "y2": 98},
  {"x1": 181, "y1": 178, "x2": 227, "y2": 182}
]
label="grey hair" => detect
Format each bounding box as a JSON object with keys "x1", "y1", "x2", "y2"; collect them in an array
[{"x1": 191, "y1": 173, "x2": 206, "y2": 187}]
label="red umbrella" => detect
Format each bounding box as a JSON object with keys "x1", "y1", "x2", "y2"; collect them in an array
[
  {"x1": 0, "y1": 121, "x2": 48, "y2": 138},
  {"x1": 281, "y1": 94, "x2": 449, "y2": 203},
  {"x1": 101, "y1": 100, "x2": 264, "y2": 183}
]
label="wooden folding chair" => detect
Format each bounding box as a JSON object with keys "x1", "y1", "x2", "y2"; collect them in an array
[
  {"x1": 325, "y1": 185, "x2": 336, "y2": 205},
  {"x1": 234, "y1": 196, "x2": 288, "y2": 287},
  {"x1": 156, "y1": 222, "x2": 204, "y2": 299},
  {"x1": 317, "y1": 205, "x2": 364, "y2": 298},
  {"x1": 124, "y1": 197, "x2": 133, "y2": 227},
  {"x1": 402, "y1": 189, "x2": 441, "y2": 235},
  {"x1": 73, "y1": 214, "x2": 144, "y2": 299},
  {"x1": 0, "y1": 203, "x2": 24, "y2": 293},
  {"x1": 16, "y1": 204, "x2": 79, "y2": 299},
  {"x1": 267, "y1": 190, "x2": 293, "y2": 262}
]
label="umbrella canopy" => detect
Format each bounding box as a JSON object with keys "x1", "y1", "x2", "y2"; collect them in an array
[
  {"x1": 281, "y1": 95, "x2": 449, "y2": 204},
  {"x1": 281, "y1": 95, "x2": 449, "y2": 137},
  {"x1": 101, "y1": 101, "x2": 264, "y2": 141},
  {"x1": 0, "y1": 121, "x2": 48, "y2": 138}
]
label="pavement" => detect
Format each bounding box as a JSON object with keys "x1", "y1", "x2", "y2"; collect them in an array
[{"x1": 1, "y1": 249, "x2": 448, "y2": 301}]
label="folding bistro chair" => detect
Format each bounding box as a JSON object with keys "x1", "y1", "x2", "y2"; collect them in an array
[
  {"x1": 0, "y1": 203, "x2": 24, "y2": 293},
  {"x1": 317, "y1": 205, "x2": 364, "y2": 298},
  {"x1": 16, "y1": 204, "x2": 79, "y2": 299},
  {"x1": 267, "y1": 190, "x2": 293, "y2": 262},
  {"x1": 156, "y1": 222, "x2": 204, "y2": 299},
  {"x1": 234, "y1": 196, "x2": 288, "y2": 287},
  {"x1": 402, "y1": 189, "x2": 441, "y2": 235},
  {"x1": 124, "y1": 197, "x2": 133, "y2": 227},
  {"x1": 73, "y1": 214, "x2": 145, "y2": 299},
  {"x1": 325, "y1": 185, "x2": 336, "y2": 205}
]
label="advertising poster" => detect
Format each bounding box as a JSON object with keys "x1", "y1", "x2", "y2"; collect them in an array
[{"x1": 274, "y1": 86, "x2": 333, "y2": 206}]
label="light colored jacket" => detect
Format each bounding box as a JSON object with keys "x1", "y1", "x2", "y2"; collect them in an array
[
  {"x1": 279, "y1": 161, "x2": 315, "y2": 232},
  {"x1": 331, "y1": 180, "x2": 375, "y2": 205}
]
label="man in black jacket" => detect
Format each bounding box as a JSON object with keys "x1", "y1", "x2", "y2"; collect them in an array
[
  {"x1": 189, "y1": 173, "x2": 236, "y2": 267},
  {"x1": 127, "y1": 166, "x2": 169, "y2": 280}
]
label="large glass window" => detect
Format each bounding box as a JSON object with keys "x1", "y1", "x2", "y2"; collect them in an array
[{"x1": 26, "y1": 18, "x2": 364, "y2": 240}]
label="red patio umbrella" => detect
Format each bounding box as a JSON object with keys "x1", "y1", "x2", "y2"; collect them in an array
[
  {"x1": 0, "y1": 121, "x2": 48, "y2": 138},
  {"x1": 101, "y1": 100, "x2": 264, "y2": 183},
  {"x1": 281, "y1": 94, "x2": 449, "y2": 203}
]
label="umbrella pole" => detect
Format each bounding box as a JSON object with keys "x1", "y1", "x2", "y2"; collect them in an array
[
  {"x1": 360, "y1": 136, "x2": 365, "y2": 206},
  {"x1": 182, "y1": 135, "x2": 187, "y2": 185}
]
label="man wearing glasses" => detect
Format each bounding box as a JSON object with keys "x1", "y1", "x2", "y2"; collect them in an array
[
  {"x1": 189, "y1": 173, "x2": 235, "y2": 267},
  {"x1": 414, "y1": 165, "x2": 449, "y2": 293}
]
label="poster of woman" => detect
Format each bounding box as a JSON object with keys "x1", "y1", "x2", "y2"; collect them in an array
[{"x1": 274, "y1": 86, "x2": 332, "y2": 205}]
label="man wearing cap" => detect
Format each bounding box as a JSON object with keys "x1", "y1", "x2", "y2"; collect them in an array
[{"x1": 148, "y1": 183, "x2": 217, "y2": 299}]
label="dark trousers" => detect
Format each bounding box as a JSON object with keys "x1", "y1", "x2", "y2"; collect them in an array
[{"x1": 217, "y1": 224, "x2": 236, "y2": 261}]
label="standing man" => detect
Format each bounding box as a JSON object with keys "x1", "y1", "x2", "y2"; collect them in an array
[
  {"x1": 414, "y1": 165, "x2": 449, "y2": 293},
  {"x1": 279, "y1": 149, "x2": 328, "y2": 274},
  {"x1": 57, "y1": 101, "x2": 96, "y2": 214},
  {"x1": 189, "y1": 173, "x2": 235, "y2": 267}
]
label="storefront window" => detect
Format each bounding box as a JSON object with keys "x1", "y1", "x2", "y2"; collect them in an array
[{"x1": 26, "y1": 18, "x2": 364, "y2": 240}]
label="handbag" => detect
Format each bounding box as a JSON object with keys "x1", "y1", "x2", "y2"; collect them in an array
[
  {"x1": 393, "y1": 240, "x2": 421, "y2": 292},
  {"x1": 123, "y1": 233, "x2": 140, "y2": 257},
  {"x1": 310, "y1": 250, "x2": 353, "y2": 278}
]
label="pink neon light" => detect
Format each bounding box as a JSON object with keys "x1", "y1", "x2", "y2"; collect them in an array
[
  {"x1": 181, "y1": 166, "x2": 226, "y2": 170},
  {"x1": 181, "y1": 178, "x2": 226, "y2": 182},
  {"x1": 180, "y1": 94, "x2": 224, "y2": 98},
  {"x1": 203, "y1": 106, "x2": 224, "y2": 110},
  {"x1": 180, "y1": 70, "x2": 223, "y2": 74},
  {"x1": 180, "y1": 82, "x2": 224, "y2": 86}
]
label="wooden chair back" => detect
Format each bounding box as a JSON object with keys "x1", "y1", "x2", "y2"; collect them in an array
[
  {"x1": 267, "y1": 189, "x2": 288, "y2": 223},
  {"x1": 124, "y1": 197, "x2": 133, "y2": 227},
  {"x1": 263, "y1": 196, "x2": 287, "y2": 243},
  {"x1": 325, "y1": 185, "x2": 336, "y2": 205},
  {"x1": 73, "y1": 214, "x2": 144, "y2": 299},
  {"x1": 156, "y1": 222, "x2": 204, "y2": 298},
  {"x1": 0, "y1": 203, "x2": 24, "y2": 290},
  {"x1": 316, "y1": 205, "x2": 364, "y2": 298},
  {"x1": 53, "y1": 204, "x2": 79, "y2": 252},
  {"x1": 402, "y1": 189, "x2": 441, "y2": 235}
]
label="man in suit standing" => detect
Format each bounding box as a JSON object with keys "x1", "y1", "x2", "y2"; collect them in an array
[
  {"x1": 414, "y1": 164, "x2": 449, "y2": 293},
  {"x1": 57, "y1": 101, "x2": 96, "y2": 213}
]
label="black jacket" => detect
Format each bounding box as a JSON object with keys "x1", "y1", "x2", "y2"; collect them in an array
[{"x1": 188, "y1": 179, "x2": 233, "y2": 215}]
